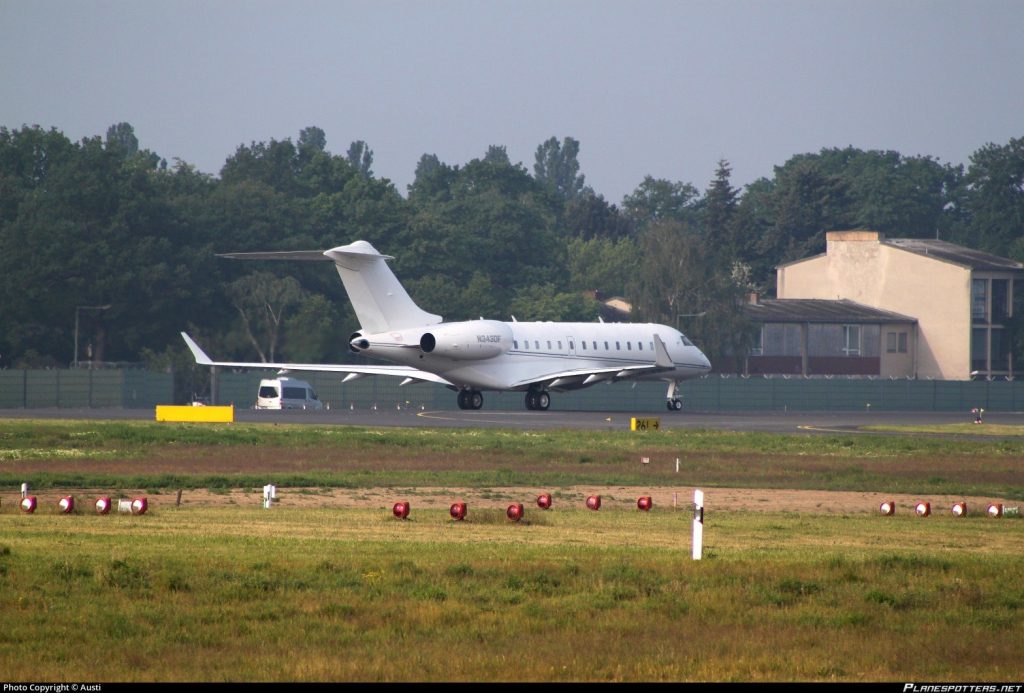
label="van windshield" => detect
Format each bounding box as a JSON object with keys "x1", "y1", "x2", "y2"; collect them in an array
[{"x1": 258, "y1": 386, "x2": 279, "y2": 398}]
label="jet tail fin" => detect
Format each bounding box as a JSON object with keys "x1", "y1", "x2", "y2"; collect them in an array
[
  {"x1": 323, "y1": 241, "x2": 441, "y2": 333},
  {"x1": 218, "y1": 240, "x2": 442, "y2": 334}
]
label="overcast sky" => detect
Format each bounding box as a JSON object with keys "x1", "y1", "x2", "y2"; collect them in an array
[{"x1": 2, "y1": 0, "x2": 1022, "y2": 204}]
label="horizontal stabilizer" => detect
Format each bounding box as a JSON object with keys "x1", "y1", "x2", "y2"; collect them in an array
[{"x1": 217, "y1": 250, "x2": 332, "y2": 261}]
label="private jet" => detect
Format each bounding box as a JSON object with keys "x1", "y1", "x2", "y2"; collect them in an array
[{"x1": 181, "y1": 240, "x2": 711, "y2": 411}]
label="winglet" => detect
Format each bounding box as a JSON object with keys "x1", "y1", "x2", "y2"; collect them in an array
[
  {"x1": 181, "y1": 332, "x2": 214, "y2": 366},
  {"x1": 652, "y1": 334, "x2": 674, "y2": 369}
]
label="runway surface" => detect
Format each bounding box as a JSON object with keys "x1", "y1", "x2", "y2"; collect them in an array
[{"x1": 3, "y1": 406, "x2": 1022, "y2": 435}]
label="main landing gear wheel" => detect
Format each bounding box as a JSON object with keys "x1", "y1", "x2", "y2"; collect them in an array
[
  {"x1": 457, "y1": 390, "x2": 484, "y2": 410},
  {"x1": 525, "y1": 391, "x2": 551, "y2": 411},
  {"x1": 666, "y1": 398, "x2": 682, "y2": 411}
]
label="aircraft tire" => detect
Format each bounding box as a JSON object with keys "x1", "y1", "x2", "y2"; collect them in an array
[
  {"x1": 470, "y1": 391, "x2": 483, "y2": 410},
  {"x1": 537, "y1": 391, "x2": 550, "y2": 411},
  {"x1": 457, "y1": 391, "x2": 469, "y2": 410},
  {"x1": 525, "y1": 392, "x2": 537, "y2": 410}
]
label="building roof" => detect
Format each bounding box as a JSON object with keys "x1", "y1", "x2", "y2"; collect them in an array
[
  {"x1": 883, "y1": 238, "x2": 1024, "y2": 272},
  {"x1": 744, "y1": 298, "x2": 916, "y2": 324}
]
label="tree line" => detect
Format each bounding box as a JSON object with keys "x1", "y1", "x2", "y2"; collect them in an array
[{"x1": 1, "y1": 123, "x2": 1022, "y2": 377}]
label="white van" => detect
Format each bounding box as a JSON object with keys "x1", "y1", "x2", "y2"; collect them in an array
[{"x1": 255, "y1": 377, "x2": 324, "y2": 410}]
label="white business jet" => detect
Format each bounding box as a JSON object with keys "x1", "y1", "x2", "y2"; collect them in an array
[{"x1": 181, "y1": 240, "x2": 711, "y2": 411}]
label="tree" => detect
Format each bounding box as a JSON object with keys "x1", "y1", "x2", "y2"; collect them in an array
[
  {"x1": 509, "y1": 284, "x2": 599, "y2": 322},
  {"x1": 566, "y1": 236, "x2": 641, "y2": 297},
  {"x1": 622, "y1": 176, "x2": 700, "y2": 230},
  {"x1": 562, "y1": 191, "x2": 635, "y2": 240},
  {"x1": 756, "y1": 157, "x2": 853, "y2": 268},
  {"x1": 533, "y1": 136, "x2": 587, "y2": 200},
  {"x1": 225, "y1": 272, "x2": 305, "y2": 362},
  {"x1": 703, "y1": 159, "x2": 740, "y2": 260},
  {"x1": 408, "y1": 153, "x2": 456, "y2": 202},
  {"x1": 632, "y1": 221, "x2": 755, "y2": 371},
  {"x1": 960, "y1": 137, "x2": 1024, "y2": 257},
  {"x1": 346, "y1": 140, "x2": 374, "y2": 178},
  {"x1": 483, "y1": 145, "x2": 510, "y2": 165},
  {"x1": 105, "y1": 122, "x2": 139, "y2": 159},
  {"x1": 297, "y1": 126, "x2": 327, "y2": 157}
]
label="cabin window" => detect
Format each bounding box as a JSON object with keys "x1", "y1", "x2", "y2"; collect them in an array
[
  {"x1": 615, "y1": 341, "x2": 621, "y2": 350},
  {"x1": 547, "y1": 340, "x2": 552, "y2": 350},
  {"x1": 581, "y1": 341, "x2": 587, "y2": 350},
  {"x1": 535, "y1": 341, "x2": 540, "y2": 350},
  {"x1": 638, "y1": 342, "x2": 643, "y2": 351},
  {"x1": 593, "y1": 341, "x2": 597, "y2": 350},
  {"x1": 649, "y1": 342, "x2": 654, "y2": 351},
  {"x1": 557, "y1": 341, "x2": 562, "y2": 350},
  {"x1": 627, "y1": 342, "x2": 632, "y2": 351},
  {"x1": 604, "y1": 341, "x2": 609, "y2": 350},
  {"x1": 569, "y1": 341, "x2": 574, "y2": 350}
]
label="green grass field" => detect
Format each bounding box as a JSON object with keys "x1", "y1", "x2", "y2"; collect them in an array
[{"x1": 1, "y1": 419, "x2": 1022, "y2": 681}]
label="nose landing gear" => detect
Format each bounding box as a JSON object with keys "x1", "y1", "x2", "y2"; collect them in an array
[{"x1": 665, "y1": 380, "x2": 683, "y2": 411}]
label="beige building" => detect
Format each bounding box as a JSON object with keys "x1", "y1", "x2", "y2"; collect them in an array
[{"x1": 777, "y1": 230, "x2": 1023, "y2": 380}]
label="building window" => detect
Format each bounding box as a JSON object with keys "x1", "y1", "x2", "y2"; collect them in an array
[
  {"x1": 992, "y1": 329, "x2": 1010, "y2": 371},
  {"x1": 750, "y1": 326, "x2": 764, "y2": 356},
  {"x1": 992, "y1": 279, "x2": 1009, "y2": 321},
  {"x1": 972, "y1": 328, "x2": 988, "y2": 373},
  {"x1": 972, "y1": 279, "x2": 988, "y2": 322},
  {"x1": 842, "y1": 325, "x2": 861, "y2": 356},
  {"x1": 886, "y1": 331, "x2": 908, "y2": 354}
]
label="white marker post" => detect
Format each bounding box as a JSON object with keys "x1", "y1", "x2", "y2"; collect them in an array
[
  {"x1": 263, "y1": 484, "x2": 277, "y2": 509},
  {"x1": 21, "y1": 483, "x2": 29, "y2": 499},
  {"x1": 692, "y1": 489, "x2": 704, "y2": 561}
]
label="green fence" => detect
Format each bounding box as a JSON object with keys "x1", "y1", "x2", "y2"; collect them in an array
[
  {"x1": 1, "y1": 369, "x2": 1022, "y2": 412},
  {"x1": 0, "y1": 369, "x2": 173, "y2": 409},
  {"x1": 212, "y1": 372, "x2": 1024, "y2": 413}
]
